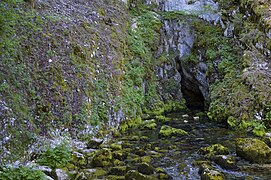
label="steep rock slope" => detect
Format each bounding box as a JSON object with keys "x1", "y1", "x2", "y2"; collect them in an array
[{"x1": 0, "y1": 0, "x2": 135, "y2": 161}]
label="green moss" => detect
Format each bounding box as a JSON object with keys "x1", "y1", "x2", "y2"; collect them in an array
[
  {"x1": 141, "y1": 156, "x2": 152, "y2": 163},
  {"x1": 141, "y1": 120, "x2": 157, "y2": 130},
  {"x1": 236, "y1": 138, "x2": 271, "y2": 164},
  {"x1": 109, "y1": 166, "x2": 129, "y2": 176},
  {"x1": 159, "y1": 125, "x2": 188, "y2": 138},
  {"x1": 198, "y1": 144, "x2": 229, "y2": 159},
  {"x1": 110, "y1": 143, "x2": 123, "y2": 151},
  {"x1": 106, "y1": 175, "x2": 125, "y2": 180}
]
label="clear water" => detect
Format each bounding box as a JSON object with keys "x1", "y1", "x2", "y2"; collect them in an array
[{"x1": 120, "y1": 111, "x2": 271, "y2": 180}]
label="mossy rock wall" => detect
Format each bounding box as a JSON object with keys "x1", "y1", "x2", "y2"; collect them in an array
[
  {"x1": 207, "y1": 0, "x2": 271, "y2": 134},
  {"x1": 0, "y1": 0, "x2": 143, "y2": 162}
]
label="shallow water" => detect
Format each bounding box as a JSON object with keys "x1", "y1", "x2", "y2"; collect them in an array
[{"x1": 120, "y1": 111, "x2": 271, "y2": 180}]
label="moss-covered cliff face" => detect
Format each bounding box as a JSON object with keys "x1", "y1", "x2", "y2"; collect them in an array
[
  {"x1": 208, "y1": 0, "x2": 271, "y2": 135},
  {"x1": 0, "y1": 0, "x2": 184, "y2": 162},
  {"x1": 0, "y1": 0, "x2": 138, "y2": 162}
]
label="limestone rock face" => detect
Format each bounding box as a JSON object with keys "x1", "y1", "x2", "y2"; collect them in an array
[{"x1": 236, "y1": 138, "x2": 271, "y2": 164}]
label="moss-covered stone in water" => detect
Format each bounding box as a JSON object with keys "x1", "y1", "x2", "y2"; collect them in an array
[
  {"x1": 158, "y1": 173, "x2": 171, "y2": 180},
  {"x1": 141, "y1": 119, "x2": 157, "y2": 130},
  {"x1": 140, "y1": 136, "x2": 150, "y2": 142},
  {"x1": 214, "y1": 155, "x2": 238, "y2": 170},
  {"x1": 138, "y1": 163, "x2": 154, "y2": 175},
  {"x1": 113, "y1": 159, "x2": 125, "y2": 166},
  {"x1": 91, "y1": 149, "x2": 113, "y2": 167},
  {"x1": 155, "y1": 116, "x2": 171, "y2": 123},
  {"x1": 112, "y1": 150, "x2": 128, "y2": 161},
  {"x1": 236, "y1": 138, "x2": 271, "y2": 164},
  {"x1": 110, "y1": 143, "x2": 122, "y2": 151},
  {"x1": 159, "y1": 125, "x2": 188, "y2": 138},
  {"x1": 134, "y1": 147, "x2": 146, "y2": 156},
  {"x1": 108, "y1": 166, "x2": 130, "y2": 176},
  {"x1": 155, "y1": 167, "x2": 165, "y2": 173},
  {"x1": 86, "y1": 138, "x2": 103, "y2": 149},
  {"x1": 141, "y1": 156, "x2": 152, "y2": 163},
  {"x1": 125, "y1": 170, "x2": 151, "y2": 180},
  {"x1": 198, "y1": 163, "x2": 224, "y2": 180},
  {"x1": 106, "y1": 175, "x2": 125, "y2": 180},
  {"x1": 198, "y1": 144, "x2": 229, "y2": 159}
]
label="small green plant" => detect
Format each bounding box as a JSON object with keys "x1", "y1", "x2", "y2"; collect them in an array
[
  {"x1": 0, "y1": 166, "x2": 46, "y2": 180},
  {"x1": 252, "y1": 122, "x2": 266, "y2": 137},
  {"x1": 37, "y1": 144, "x2": 72, "y2": 169}
]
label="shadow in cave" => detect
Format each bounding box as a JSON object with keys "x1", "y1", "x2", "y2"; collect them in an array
[{"x1": 176, "y1": 59, "x2": 206, "y2": 111}]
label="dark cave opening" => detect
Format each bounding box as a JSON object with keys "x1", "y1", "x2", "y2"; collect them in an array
[
  {"x1": 176, "y1": 59, "x2": 207, "y2": 111},
  {"x1": 181, "y1": 83, "x2": 205, "y2": 110}
]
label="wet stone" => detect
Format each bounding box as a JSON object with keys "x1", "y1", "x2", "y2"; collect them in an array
[
  {"x1": 214, "y1": 155, "x2": 238, "y2": 170},
  {"x1": 236, "y1": 138, "x2": 271, "y2": 164},
  {"x1": 159, "y1": 125, "x2": 188, "y2": 138},
  {"x1": 86, "y1": 138, "x2": 103, "y2": 149},
  {"x1": 138, "y1": 163, "x2": 155, "y2": 175},
  {"x1": 199, "y1": 144, "x2": 229, "y2": 159},
  {"x1": 106, "y1": 175, "x2": 125, "y2": 180},
  {"x1": 113, "y1": 150, "x2": 128, "y2": 161},
  {"x1": 91, "y1": 149, "x2": 113, "y2": 167},
  {"x1": 125, "y1": 170, "x2": 151, "y2": 180},
  {"x1": 110, "y1": 143, "x2": 122, "y2": 151},
  {"x1": 108, "y1": 166, "x2": 130, "y2": 176},
  {"x1": 198, "y1": 163, "x2": 224, "y2": 180}
]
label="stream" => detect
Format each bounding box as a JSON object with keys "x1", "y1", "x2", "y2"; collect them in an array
[{"x1": 115, "y1": 111, "x2": 271, "y2": 180}]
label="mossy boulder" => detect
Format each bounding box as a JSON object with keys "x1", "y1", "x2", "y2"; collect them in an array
[
  {"x1": 155, "y1": 167, "x2": 165, "y2": 174},
  {"x1": 159, "y1": 125, "x2": 188, "y2": 138},
  {"x1": 236, "y1": 138, "x2": 271, "y2": 164},
  {"x1": 86, "y1": 138, "x2": 103, "y2": 149},
  {"x1": 141, "y1": 156, "x2": 152, "y2": 163},
  {"x1": 79, "y1": 168, "x2": 107, "y2": 179},
  {"x1": 113, "y1": 150, "x2": 128, "y2": 161},
  {"x1": 155, "y1": 116, "x2": 171, "y2": 123},
  {"x1": 91, "y1": 149, "x2": 113, "y2": 167},
  {"x1": 198, "y1": 163, "x2": 224, "y2": 180},
  {"x1": 141, "y1": 120, "x2": 157, "y2": 130},
  {"x1": 108, "y1": 166, "x2": 130, "y2": 176},
  {"x1": 125, "y1": 170, "x2": 151, "y2": 180},
  {"x1": 198, "y1": 144, "x2": 229, "y2": 159},
  {"x1": 106, "y1": 175, "x2": 125, "y2": 180},
  {"x1": 134, "y1": 147, "x2": 146, "y2": 156},
  {"x1": 110, "y1": 143, "x2": 122, "y2": 151},
  {"x1": 214, "y1": 155, "x2": 238, "y2": 170},
  {"x1": 158, "y1": 173, "x2": 171, "y2": 179},
  {"x1": 138, "y1": 163, "x2": 154, "y2": 175}
]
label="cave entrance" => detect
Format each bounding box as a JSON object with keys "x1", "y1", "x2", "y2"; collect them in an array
[
  {"x1": 177, "y1": 60, "x2": 206, "y2": 111},
  {"x1": 181, "y1": 82, "x2": 205, "y2": 110}
]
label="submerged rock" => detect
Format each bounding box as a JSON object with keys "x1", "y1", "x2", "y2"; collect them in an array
[
  {"x1": 236, "y1": 138, "x2": 271, "y2": 164},
  {"x1": 159, "y1": 125, "x2": 188, "y2": 138}
]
